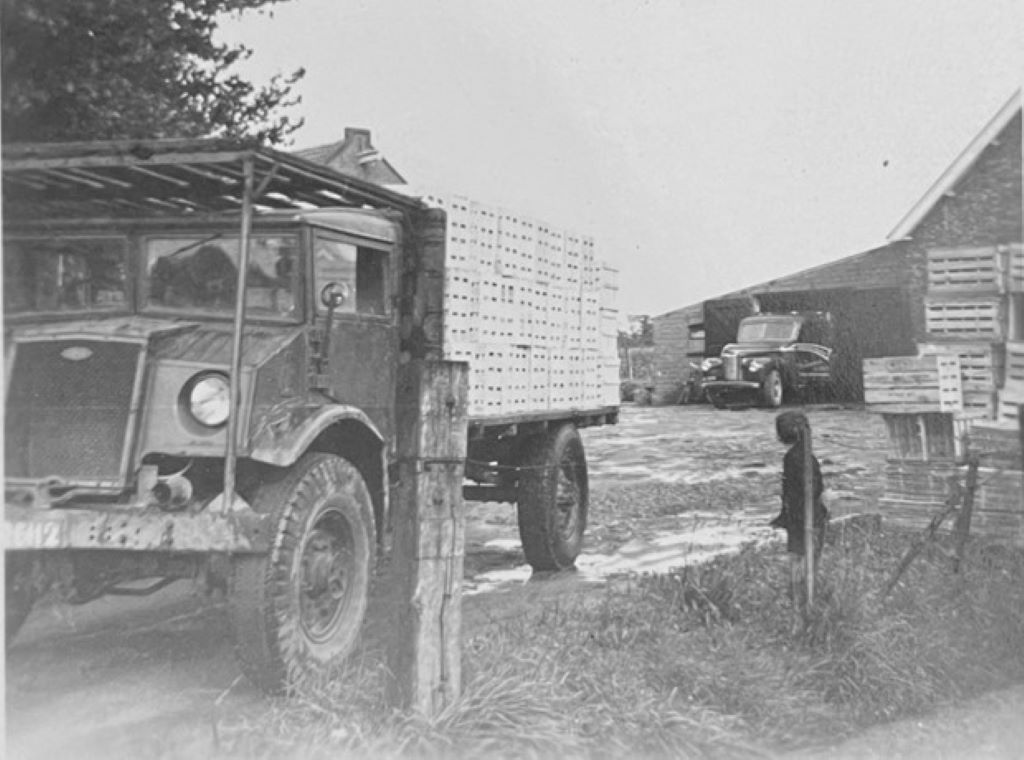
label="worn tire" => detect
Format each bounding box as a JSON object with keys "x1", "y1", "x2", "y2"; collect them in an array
[
  {"x1": 517, "y1": 424, "x2": 589, "y2": 571},
  {"x1": 761, "y1": 369, "x2": 784, "y2": 408},
  {"x1": 5, "y1": 553, "x2": 35, "y2": 648},
  {"x1": 228, "y1": 452, "x2": 375, "y2": 693}
]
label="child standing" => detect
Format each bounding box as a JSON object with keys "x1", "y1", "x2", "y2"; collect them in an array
[{"x1": 770, "y1": 411, "x2": 829, "y2": 613}]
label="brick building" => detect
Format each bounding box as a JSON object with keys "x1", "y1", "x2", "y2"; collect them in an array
[
  {"x1": 653, "y1": 90, "x2": 1022, "y2": 406},
  {"x1": 888, "y1": 91, "x2": 1023, "y2": 345}
]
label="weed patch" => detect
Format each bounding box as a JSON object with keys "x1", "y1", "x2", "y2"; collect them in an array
[{"x1": 231, "y1": 526, "x2": 1024, "y2": 758}]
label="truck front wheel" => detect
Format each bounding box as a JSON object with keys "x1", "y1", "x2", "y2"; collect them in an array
[
  {"x1": 761, "y1": 369, "x2": 784, "y2": 408},
  {"x1": 229, "y1": 452, "x2": 375, "y2": 692},
  {"x1": 517, "y1": 424, "x2": 589, "y2": 571}
]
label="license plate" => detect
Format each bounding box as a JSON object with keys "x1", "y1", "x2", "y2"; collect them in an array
[{"x1": 5, "y1": 519, "x2": 66, "y2": 549}]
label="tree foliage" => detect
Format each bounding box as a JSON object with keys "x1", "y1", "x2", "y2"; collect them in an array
[
  {"x1": 1, "y1": 0, "x2": 305, "y2": 145},
  {"x1": 618, "y1": 314, "x2": 653, "y2": 350}
]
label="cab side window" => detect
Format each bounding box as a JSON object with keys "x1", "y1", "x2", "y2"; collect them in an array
[
  {"x1": 313, "y1": 235, "x2": 388, "y2": 316},
  {"x1": 800, "y1": 314, "x2": 833, "y2": 346}
]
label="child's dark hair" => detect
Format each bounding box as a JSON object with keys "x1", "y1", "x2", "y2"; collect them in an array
[{"x1": 775, "y1": 410, "x2": 806, "y2": 444}]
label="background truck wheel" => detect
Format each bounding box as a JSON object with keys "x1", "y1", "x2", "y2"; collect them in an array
[
  {"x1": 761, "y1": 369, "x2": 784, "y2": 408},
  {"x1": 517, "y1": 424, "x2": 589, "y2": 571},
  {"x1": 228, "y1": 452, "x2": 375, "y2": 693},
  {"x1": 5, "y1": 553, "x2": 36, "y2": 647}
]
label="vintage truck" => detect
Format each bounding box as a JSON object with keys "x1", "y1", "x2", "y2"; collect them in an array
[
  {"x1": 699, "y1": 311, "x2": 834, "y2": 408},
  {"x1": 2, "y1": 139, "x2": 619, "y2": 691}
]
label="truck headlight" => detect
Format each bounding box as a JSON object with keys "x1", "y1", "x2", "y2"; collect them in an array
[
  {"x1": 185, "y1": 372, "x2": 230, "y2": 428},
  {"x1": 746, "y1": 358, "x2": 767, "y2": 372},
  {"x1": 700, "y1": 357, "x2": 721, "y2": 372}
]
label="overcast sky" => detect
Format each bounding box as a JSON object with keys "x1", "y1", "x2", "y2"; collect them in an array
[{"x1": 219, "y1": 0, "x2": 1023, "y2": 317}]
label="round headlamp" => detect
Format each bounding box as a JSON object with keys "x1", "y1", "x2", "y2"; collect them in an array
[
  {"x1": 700, "y1": 357, "x2": 722, "y2": 372},
  {"x1": 185, "y1": 372, "x2": 230, "y2": 428}
]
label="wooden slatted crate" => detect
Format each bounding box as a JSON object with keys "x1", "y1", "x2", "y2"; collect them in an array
[
  {"x1": 969, "y1": 419, "x2": 1022, "y2": 467},
  {"x1": 602, "y1": 359, "x2": 620, "y2": 406},
  {"x1": 878, "y1": 457, "x2": 1023, "y2": 542},
  {"x1": 996, "y1": 345, "x2": 1024, "y2": 422},
  {"x1": 529, "y1": 346, "x2": 551, "y2": 410},
  {"x1": 918, "y1": 342, "x2": 1003, "y2": 388},
  {"x1": 882, "y1": 413, "x2": 964, "y2": 461},
  {"x1": 919, "y1": 343, "x2": 1001, "y2": 418},
  {"x1": 972, "y1": 467, "x2": 1024, "y2": 514},
  {"x1": 924, "y1": 296, "x2": 1005, "y2": 341},
  {"x1": 996, "y1": 382, "x2": 1024, "y2": 424},
  {"x1": 600, "y1": 262, "x2": 619, "y2": 309},
  {"x1": 864, "y1": 355, "x2": 963, "y2": 414},
  {"x1": 969, "y1": 509, "x2": 1024, "y2": 538},
  {"x1": 1008, "y1": 244, "x2": 1024, "y2": 293},
  {"x1": 1005, "y1": 342, "x2": 1024, "y2": 385},
  {"x1": 882, "y1": 459, "x2": 960, "y2": 501},
  {"x1": 927, "y1": 246, "x2": 1002, "y2": 294}
]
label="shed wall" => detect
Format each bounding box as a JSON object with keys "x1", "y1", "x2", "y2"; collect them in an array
[{"x1": 652, "y1": 302, "x2": 703, "y2": 404}]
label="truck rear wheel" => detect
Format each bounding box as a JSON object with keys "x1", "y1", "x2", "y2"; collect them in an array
[
  {"x1": 761, "y1": 369, "x2": 784, "y2": 408},
  {"x1": 517, "y1": 424, "x2": 589, "y2": 571},
  {"x1": 229, "y1": 452, "x2": 375, "y2": 693}
]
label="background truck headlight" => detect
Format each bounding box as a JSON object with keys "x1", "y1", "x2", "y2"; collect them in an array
[{"x1": 185, "y1": 372, "x2": 230, "y2": 427}]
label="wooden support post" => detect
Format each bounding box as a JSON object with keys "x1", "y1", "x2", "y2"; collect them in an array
[
  {"x1": 802, "y1": 419, "x2": 816, "y2": 609},
  {"x1": 387, "y1": 359, "x2": 469, "y2": 716}
]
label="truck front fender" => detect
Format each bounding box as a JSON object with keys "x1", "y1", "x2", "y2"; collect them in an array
[{"x1": 249, "y1": 404, "x2": 385, "y2": 468}]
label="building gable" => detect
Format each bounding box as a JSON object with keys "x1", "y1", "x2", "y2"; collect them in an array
[{"x1": 889, "y1": 91, "x2": 1022, "y2": 242}]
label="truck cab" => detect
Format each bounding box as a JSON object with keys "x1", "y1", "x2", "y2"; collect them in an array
[
  {"x1": 5, "y1": 204, "x2": 405, "y2": 686},
  {"x1": 700, "y1": 311, "x2": 835, "y2": 408}
]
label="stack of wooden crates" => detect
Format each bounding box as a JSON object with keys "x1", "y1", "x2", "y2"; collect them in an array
[
  {"x1": 425, "y1": 192, "x2": 620, "y2": 418},
  {"x1": 863, "y1": 245, "x2": 1024, "y2": 543}
]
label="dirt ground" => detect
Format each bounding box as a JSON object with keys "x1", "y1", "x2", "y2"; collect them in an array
[{"x1": 5, "y1": 404, "x2": 1022, "y2": 759}]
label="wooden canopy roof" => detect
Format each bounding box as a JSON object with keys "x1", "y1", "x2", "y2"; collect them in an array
[{"x1": 2, "y1": 138, "x2": 424, "y2": 221}]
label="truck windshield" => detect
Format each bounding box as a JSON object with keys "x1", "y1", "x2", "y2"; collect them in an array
[
  {"x1": 737, "y1": 318, "x2": 800, "y2": 342},
  {"x1": 4, "y1": 237, "x2": 128, "y2": 316},
  {"x1": 143, "y1": 234, "x2": 300, "y2": 318}
]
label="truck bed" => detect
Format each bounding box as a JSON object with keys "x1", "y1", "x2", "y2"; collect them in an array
[{"x1": 425, "y1": 192, "x2": 621, "y2": 420}]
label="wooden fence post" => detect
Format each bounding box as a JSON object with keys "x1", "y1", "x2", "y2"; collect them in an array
[
  {"x1": 952, "y1": 454, "x2": 980, "y2": 572},
  {"x1": 802, "y1": 418, "x2": 816, "y2": 609},
  {"x1": 387, "y1": 359, "x2": 469, "y2": 715}
]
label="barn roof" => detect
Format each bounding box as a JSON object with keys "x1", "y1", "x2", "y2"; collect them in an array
[
  {"x1": 714, "y1": 241, "x2": 911, "y2": 302},
  {"x1": 888, "y1": 89, "x2": 1022, "y2": 241}
]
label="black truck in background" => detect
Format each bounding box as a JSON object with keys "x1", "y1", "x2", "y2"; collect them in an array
[{"x1": 700, "y1": 311, "x2": 835, "y2": 408}]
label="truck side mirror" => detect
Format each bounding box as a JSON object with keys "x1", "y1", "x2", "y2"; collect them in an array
[{"x1": 320, "y1": 281, "x2": 350, "y2": 310}]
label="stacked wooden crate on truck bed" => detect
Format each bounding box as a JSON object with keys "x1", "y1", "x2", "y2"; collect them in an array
[
  {"x1": 863, "y1": 245, "x2": 1024, "y2": 544},
  {"x1": 424, "y1": 193, "x2": 620, "y2": 419}
]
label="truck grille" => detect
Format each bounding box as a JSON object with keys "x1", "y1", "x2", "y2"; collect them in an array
[
  {"x1": 5, "y1": 340, "x2": 142, "y2": 485},
  {"x1": 723, "y1": 354, "x2": 740, "y2": 380}
]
